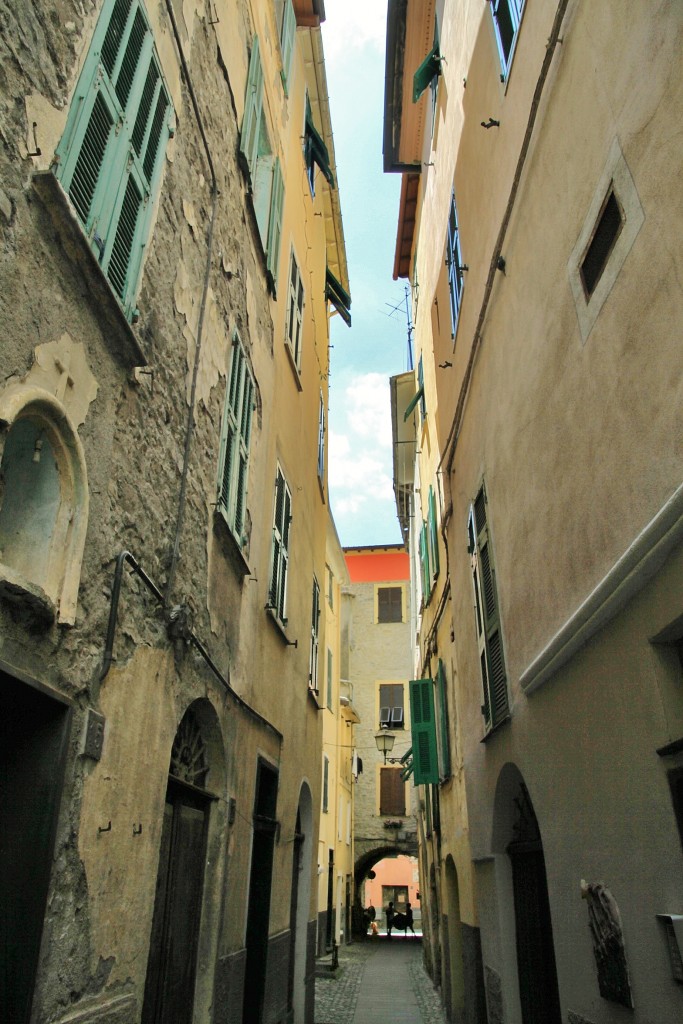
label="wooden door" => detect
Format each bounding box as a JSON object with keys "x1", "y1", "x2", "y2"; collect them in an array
[
  {"x1": 142, "y1": 779, "x2": 209, "y2": 1024},
  {"x1": 509, "y1": 842, "x2": 562, "y2": 1024}
]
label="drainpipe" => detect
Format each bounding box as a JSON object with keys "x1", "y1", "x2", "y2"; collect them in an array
[
  {"x1": 163, "y1": 0, "x2": 219, "y2": 609},
  {"x1": 439, "y1": 0, "x2": 571, "y2": 479}
]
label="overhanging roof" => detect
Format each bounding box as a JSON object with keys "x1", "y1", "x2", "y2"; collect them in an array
[
  {"x1": 293, "y1": 0, "x2": 325, "y2": 27},
  {"x1": 393, "y1": 172, "x2": 420, "y2": 279},
  {"x1": 390, "y1": 371, "x2": 418, "y2": 542},
  {"x1": 383, "y1": 0, "x2": 436, "y2": 173}
]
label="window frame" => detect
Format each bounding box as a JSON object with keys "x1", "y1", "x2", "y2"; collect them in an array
[
  {"x1": 377, "y1": 585, "x2": 403, "y2": 624},
  {"x1": 54, "y1": 0, "x2": 173, "y2": 321},
  {"x1": 469, "y1": 484, "x2": 510, "y2": 732},
  {"x1": 490, "y1": 0, "x2": 525, "y2": 81},
  {"x1": 309, "y1": 576, "x2": 320, "y2": 692},
  {"x1": 216, "y1": 329, "x2": 254, "y2": 548},
  {"x1": 379, "y1": 683, "x2": 405, "y2": 730},
  {"x1": 285, "y1": 246, "x2": 304, "y2": 374},
  {"x1": 322, "y1": 754, "x2": 329, "y2": 813},
  {"x1": 240, "y1": 36, "x2": 285, "y2": 293},
  {"x1": 446, "y1": 190, "x2": 465, "y2": 339},
  {"x1": 268, "y1": 464, "x2": 292, "y2": 626},
  {"x1": 379, "y1": 767, "x2": 406, "y2": 816},
  {"x1": 317, "y1": 391, "x2": 325, "y2": 484}
]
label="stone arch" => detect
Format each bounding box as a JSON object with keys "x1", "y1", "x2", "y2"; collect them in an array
[
  {"x1": 491, "y1": 763, "x2": 561, "y2": 1024},
  {"x1": 0, "y1": 387, "x2": 88, "y2": 625},
  {"x1": 352, "y1": 840, "x2": 418, "y2": 939}
]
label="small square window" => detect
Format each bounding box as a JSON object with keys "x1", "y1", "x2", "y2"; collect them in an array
[
  {"x1": 580, "y1": 189, "x2": 623, "y2": 298},
  {"x1": 378, "y1": 586, "x2": 403, "y2": 623}
]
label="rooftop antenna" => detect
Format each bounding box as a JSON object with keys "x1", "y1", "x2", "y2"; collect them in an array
[{"x1": 383, "y1": 285, "x2": 414, "y2": 372}]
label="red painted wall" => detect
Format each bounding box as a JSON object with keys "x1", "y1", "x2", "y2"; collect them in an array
[{"x1": 344, "y1": 547, "x2": 410, "y2": 583}]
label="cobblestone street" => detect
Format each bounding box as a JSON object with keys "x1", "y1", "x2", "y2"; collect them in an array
[{"x1": 315, "y1": 939, "x2": 448, "y2": 1024}]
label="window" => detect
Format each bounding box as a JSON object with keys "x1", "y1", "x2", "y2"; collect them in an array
[
  {"x1": 303, "y1": 97, "x2": 334, "y2": 197},
  {"x1": 240, "y1": 37, "x2": 285, "y2": 291},
  {"x1": 54, "y1": 0, "x2": 173, "y2": 320},
  {"x1": 274, "y1": 0, "x2": 296, "y2": 94},
  {"x1": 322, "y1": 755, "x2": 329, "y2": 813},
  {"x1": 379, "y1": 683, "x2": 404, "y2": 729},
  {"x1": 317, "y1": 392, "x2": 325, "y2": 483},
  {"x1": 325, "y1": 268, "x2": 352, "y2": 326},
  {"x1": 309, "y1": 577, "x2": 320, "y2": 691},
  {"x1": 446, "y1": 191, "x2": 465, "y2": 337},
  {"x1": 377, "y1": 586, "x2": 403, "y2": 624},
  {"x1": 286, "y1": 248, "x2": 304, "y2": 372},
  {"x1": 469, "y1": 484, "x2": 509, "y2": 730},
  {"x1": 419, "y1": 521, "x2": 432, "y2": 605},
  {"x1": 435, "y1": 661, "x2": 451, "y2": 780},
  {"x1": 217, "y1": 330, "x2": 254, "y2": 547},
  {"x1": 268, "y1": 465, "x2": 291, "y2": 624},
  {"x1": 327, "y1": 566, "x2": 334, "y2": 609},
  {"x1": 379, "y1": 768, "x2": 405, "y2": 816},
  {"x1": 408, "y1": 678, "x2": 439, "y2": 784},
  {"x1": 326, "y1": 648, "x2": 333, "y2": 710},
  {"x1": 427, "y1": 486, "x2": 440, "y2": 580},
  {"x1": 580, "y1": 189, "x2": 623, "y2": 298},
  {"x1": 412, "y1": 33, "x2": 441, "y2": 104},
  {"x1": 490, "y1": 0, "x2": 525, "y2": 79},
  {"x1": 417, "y1": 355, "x2": 427, "y2": 420}
]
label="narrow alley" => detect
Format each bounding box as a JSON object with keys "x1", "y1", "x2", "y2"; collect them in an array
[{"x1": 315, "y1": 939, "x2": 447, "y2": 1024}]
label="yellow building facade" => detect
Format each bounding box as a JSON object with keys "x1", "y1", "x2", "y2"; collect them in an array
[{"x1": 386, "y1": 1, "x2": 683, "y2": 1022}]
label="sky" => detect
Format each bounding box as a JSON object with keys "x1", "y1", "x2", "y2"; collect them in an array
[{"x1": 320, "y1": 1, "x2": 410, "y2": 548}]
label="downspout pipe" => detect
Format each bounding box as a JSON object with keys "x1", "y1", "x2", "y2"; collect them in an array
[
  {"x1": 99, "y1": 550, "x2": 283, "y2": 741},
  {"x1": 163, "y1": 0, "x2": 219, "y2": 609}
]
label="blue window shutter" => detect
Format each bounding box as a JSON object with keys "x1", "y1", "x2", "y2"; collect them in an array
[
  {"x1": 266, "y1": 157, "x2": 284, "y2": 290},
  {"x1": 240, "y1": 36, "x2": 264, "y2": 180},
  {"x1": 409, "y1": 679, "x2": 439, "y2": 785},
  {"x1": 280, "y1": 0, "x2": 296, "y2": 94}
]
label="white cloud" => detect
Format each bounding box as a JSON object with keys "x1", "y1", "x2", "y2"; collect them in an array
[{"x1": 322, "y1": 0, "x2": 387, "y2": 61}]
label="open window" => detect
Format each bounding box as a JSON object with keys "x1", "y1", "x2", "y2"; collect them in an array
[{"x1": 303, "y1": 97, "x2": 334, "y2": 197}]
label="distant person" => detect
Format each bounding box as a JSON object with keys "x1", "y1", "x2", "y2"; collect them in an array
[
  {"x1": 405, "y1": 902, "x2": 415, "y2": 936},
  {"x1": 386, "y1": 901, "x2": 395, "y2": 937},
  {"x1": 363, "y1": 903, "x2": 376, "y2": 933}
]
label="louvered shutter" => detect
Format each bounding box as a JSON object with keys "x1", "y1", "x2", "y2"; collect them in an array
[
  {"x1": 419, "y1": 522, "x2": 431, "y2": 602},
  {"x1": 413, "y1": 43, "x2": 441, "y2": 103},
  {"x1": 217, "y1": 333, "x2": 254, "y2": 544},
  {"x1": 436, "y1": 661, "x2": 451, "y2": 779},
  {"x1": 266, "y1": 157, "x2": 284, "y2": 290},
  {"x1": 240, "y1": 36, "x2": 264, "y2": 180},
  {"x1": 472, "y1": 486, "x2": 509, "y2": 728},
  {"x1": 280, "y1": 0, "x2": 296, "y2": 94},
  {"x1": 409, "y1": 679, "x2": 439, "y2": 784},
  {"x1": 380, "y1": 768, "x2": 405, "y2": 816},
  {"x1": 55, "y1": 0, "x2": 172, "y2": 318},
  {"x1": 269, "y1": 467, "x2": 291, "y2": 621},
  {"x1": 309, "y1": 578, "x2": 320, "y2": 689}
]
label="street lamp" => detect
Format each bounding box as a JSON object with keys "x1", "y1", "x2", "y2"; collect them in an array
[{"x1": 375, "y1": 728, "x2": 403, "y2": 765}]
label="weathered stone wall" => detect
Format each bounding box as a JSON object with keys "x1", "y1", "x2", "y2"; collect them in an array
[{"x1": 0, "y1": 1, "x2": 329, "y2": 1021}]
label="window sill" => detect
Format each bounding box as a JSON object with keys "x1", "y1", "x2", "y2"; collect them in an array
[
  {"x1": 308, "y1": 686, "x2": 323, "y2": 710},
  {"x1": 31, "y1": 172, "x2": 147, "y2": 367},
  {"x1": 265, "y1": 605, "x2": 293, "y2": 644},
  {"x1": 0, "y1": 565, "x2": 56, "y2": 630},
  {"x1": 480, "y1": 713, "x2": 511, "y2": 743},
  {"x1": 284, "y1": 341, "x2": 303, "y2": 391},
  {"x1": 212, "y1": 508, "x2": 252, "y2": 577}
]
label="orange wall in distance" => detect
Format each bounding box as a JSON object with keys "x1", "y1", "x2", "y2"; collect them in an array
[
  {"x1": 344, "y1": 546, "x2": 410, "y2": 583},
  {"x1": 363, "y1": 855, "x2": 420, "y2": 915}
]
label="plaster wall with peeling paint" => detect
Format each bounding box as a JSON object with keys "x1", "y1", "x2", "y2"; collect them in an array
[{"x1": 0, "y1": 2, "x2": 348, "y2": 1022}]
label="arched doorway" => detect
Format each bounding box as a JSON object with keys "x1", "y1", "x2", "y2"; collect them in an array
[
  {"x1": 492, "y1": 765, "x2": 561, "y2": 1024},
  {"x1": 142, "y1": 704, "x2": 217, "y2": 1024},
  {"x1": 444, "y1": 856, "x2": 465, "y2": 1023},
  {"x1": 290, "y1": 782, "x2": 313, "y2": 1023}
]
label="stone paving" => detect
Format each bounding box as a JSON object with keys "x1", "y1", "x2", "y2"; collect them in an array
[{"x1": 315, "y1": 938, "x2": 448, "y2": 1024}]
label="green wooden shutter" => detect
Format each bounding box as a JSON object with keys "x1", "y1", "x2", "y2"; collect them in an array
[
  {"x1": 436, "y1": 660, "x2": 450, "y2": 778},
  {"x1": 240, "y1": 36, "x2": 264, "y2": 180},
  {"x1": 413, "y1": 44, "x2": 441, "y2": 103},
  {"x1": 280, "y1": 0, "x2": 296, "y2": 94},
  {"x1": 325, "y1": 268, "x2": 351, "y2": 327},
  {"x1": 266, "y1": 157, "x2": 284, "y2": 290},
  {"x1": 409, "y1": 679, "x2": 439, "y2": 785},
  {"x1": 419, "y1": 522, "x2": 431, "y2": 602},
  {"x1": 428, "y1": 486, "x2": 440, "y2": 579},
  {"x1": 304, "y1": 112, "x2": 335, "y2": 187}
]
